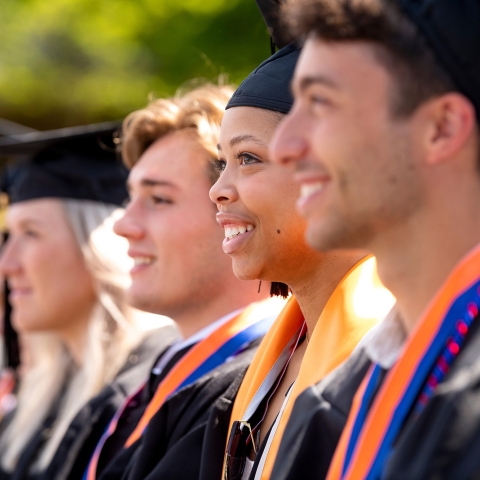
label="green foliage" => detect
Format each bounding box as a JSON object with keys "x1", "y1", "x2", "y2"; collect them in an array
[{"x1": 0, "y1": 0, "x2": 270, "y2": 129}]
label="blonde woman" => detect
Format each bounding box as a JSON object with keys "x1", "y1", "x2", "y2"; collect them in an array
[{"x1": 0, "y1": 124, "x2": 177, "y2": 480}]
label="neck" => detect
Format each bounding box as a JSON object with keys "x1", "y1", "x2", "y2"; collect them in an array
[
  {"x1": 58, "y1": 310, "x2": 92, "y2": 365},
  {"x1": 171, "y1": 284, "x2": 270, "y2": 339},
  {"x1": 288, "y1": 251, "x2": 368, "y2": 335},
  {"x1": 374, "y1": 181, "x2": 480, "y2": 334}
]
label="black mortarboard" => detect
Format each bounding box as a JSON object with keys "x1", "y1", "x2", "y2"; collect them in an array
[
  {"x1": 399, "y1": 0, "x2": 480, "y2": 116},
  {"x1": 255, "y1": 0, "x2": 295, "y2": 51},
  {"x1": 0, "y1": 121, "x2": 128, "y2": 206},
  {"x1": 226, "y1": 43, "x2": 301, "y2": 114}
]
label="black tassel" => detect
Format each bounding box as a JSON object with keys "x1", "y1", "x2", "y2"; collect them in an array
[
  {"x1": 270, "y1": 36, "x2": 277, "y2": 56},
  {"x1": 4, "y1": 279, "x2": 20, "y2": 370},
  {"x1": 270, "y1": 282, "x2": 289, "y2": 298}
]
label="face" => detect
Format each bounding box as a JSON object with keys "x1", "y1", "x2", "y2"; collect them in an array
[
  {"x1": 270, "y1": 39, "x2": 424, "y2": 252},
  {"x1": 114, "y1": 130, "x2": 233, "y2": 317},
  {"x1": 210, "y1": 106, "x2": 322, "y2": 284},
  {"x1": 0, "y1": 199, "x2": 96, "y2": 334}
]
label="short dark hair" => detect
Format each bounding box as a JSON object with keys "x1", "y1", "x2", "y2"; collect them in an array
[{"x1": 281, "y1": 0, "x2": 455, "y2": 118}]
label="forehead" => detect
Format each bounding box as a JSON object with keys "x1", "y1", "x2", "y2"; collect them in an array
[
  {"x1": 7, "y1": 198, "x2": 66, "y2": 228},
  {"x1": 220, "y1": 107, "x2": 281, "y2": 146},
  {"x1": 129, "y1": 130, "x2": 210, "y2": 188},
  {"x1": 294, "y1": 38, "x2": 393, "y2": 96}
]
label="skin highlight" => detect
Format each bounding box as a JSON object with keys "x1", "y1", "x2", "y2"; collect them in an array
[
  {"x1": 114, "y1": 129, "x2": 268, "y2": 339},
  {"x1": 270, "y1": 38, "x2": 480, "y2": 333},
  {"x1": 0, "y1": 199, "x2": 96, "y2": 364},
  {"x1": 210, "y1": 106, "x2": 366, "y2": 441}
]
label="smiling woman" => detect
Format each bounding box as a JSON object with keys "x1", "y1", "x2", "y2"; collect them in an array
[
  {"x1": 208, "y1": 43, "x2": 393, "y2": 480},
  {"x1": 0, "y1": 125, "x2": 176, "y2": 480}
]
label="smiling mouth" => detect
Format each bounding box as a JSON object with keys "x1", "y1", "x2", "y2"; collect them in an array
[
  {"x1": 299, "y1": 182, "x2": 325, "y2": 199},
  {"x1": 224, "y1": 224, "x2": 254, "y2": 241},
  {"x1": 133, "y1": 256, "x2": 155, "y2": 267}
]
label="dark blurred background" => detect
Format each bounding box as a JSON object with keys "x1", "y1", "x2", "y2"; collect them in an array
[{"x1": 0, "y1": 0, "x2": 269, "y2": 130}]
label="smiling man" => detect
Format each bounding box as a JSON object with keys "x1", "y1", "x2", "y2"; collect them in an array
[
  {"x1": 268, "y1": 0, "x2": 480, "y2": 479},
  {"x1": 84, "y1": 84, "x2": 285, "y2": 480}
]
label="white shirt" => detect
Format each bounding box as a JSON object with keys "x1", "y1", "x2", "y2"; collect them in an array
[{"x1": 363, "y1": 307, "x2": 407, "y2": 369}]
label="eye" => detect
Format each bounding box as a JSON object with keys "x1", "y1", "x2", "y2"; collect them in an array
[
  {"x1": 152, "y1": 196, "x2": 173, "y2": 205},
  {"x1": 238, "y1": 153, "x2": 261, "y2": 166},
  {"x1": 212, "y1": 159, "x2": 226, "y2": 172},
  {"x1": 24, "y1": 229, "x2": 39, "y2": 238},
  {"x1": 309, "y1": 94, "x2": 329, "y2": 106}
]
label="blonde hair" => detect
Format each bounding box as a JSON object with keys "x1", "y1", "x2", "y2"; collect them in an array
[
  {"x1": 0, "y1": 199, "x2": 145, "y2": 472},
  {"x1": 120, "y1": 82, "x2": 235, "y2": 182}
]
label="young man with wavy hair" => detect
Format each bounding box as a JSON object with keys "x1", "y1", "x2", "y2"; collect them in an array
[{"x1": 84, "y1": 84, "x2": 284, "y2": 480}]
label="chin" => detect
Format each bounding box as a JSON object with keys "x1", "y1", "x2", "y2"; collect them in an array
[
  {"x1": 306, "y1": 219, "x2": 370, "y2": 252},
  {"x1": 127, "y1": 288, "x2": 152, "y2": 312},
  {"x1": 231, "y1": 261, "x2": 261, "y2": 282},
  {"x1": 11, "y1": 312, "x2": 46, "y2": 334}
]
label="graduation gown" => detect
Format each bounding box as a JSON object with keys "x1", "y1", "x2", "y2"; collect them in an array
[
  {"x1": 271, "y1": 313, "x2": 480, "y2": 480},
  {"x1": 0, "y1": 326, "x2": 178, "y2": 480},
  {"x1": 97, "y1": 338, "x2": 262, "y2": 480},
  {"x1": 269, "y1": 347, "x2": 372, "y2": 480}
]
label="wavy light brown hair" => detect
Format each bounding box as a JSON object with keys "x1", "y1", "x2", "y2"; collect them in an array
[{"x1": 119, "y1": 82, "x2": 235, "y2": 183}]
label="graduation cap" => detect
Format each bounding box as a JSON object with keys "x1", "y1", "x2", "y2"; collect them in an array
[
  {"x1": 226, "y1": 42, "x2": 300, "y2": 115},
  {"x1": 0, "y1": 118, "x2": 37, "y2": 138},
  {"x1": 0, "y1": 121, "x2": 128, "y2": 206},
  {"x1": 255, "y1": 0, "x2": 295, "y2": 53},
  {"x1": 399, "y1": 0, "x2": 480, "y2": 117},
  {"x1": 0, "y1": 121, "x2": 129, "y2": 371}
]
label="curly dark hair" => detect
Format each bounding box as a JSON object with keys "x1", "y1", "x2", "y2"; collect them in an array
[{"x1": 281, "y1": 0, "x2": 455, "y2": 118}]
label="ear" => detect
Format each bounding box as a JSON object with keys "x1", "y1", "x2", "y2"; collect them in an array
[{"x1": 424, "y1": 93, "x2": 476, "y2": 166}]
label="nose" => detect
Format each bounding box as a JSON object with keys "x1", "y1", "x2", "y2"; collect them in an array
[
  {"x1": 270, "y1": 107, "x2": 309, "y2": 167},
  {"x1": 0, "y1": 237, "x2": 22, "y2": 278},
  {"x1": 113, "y1": 201, "x2": 144, "y2": 240},
  {"x1": 209, "y1": 167, "x2": 239, "y2": 207}
]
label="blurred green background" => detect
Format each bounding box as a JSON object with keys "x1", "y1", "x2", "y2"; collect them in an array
[{"x1": 0, "y1": 0, "x2": 270, "y2": 130}]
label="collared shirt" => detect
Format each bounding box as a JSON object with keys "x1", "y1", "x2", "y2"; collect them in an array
[
  {"x1": 152, "y1": 307, "x2": 246, "y2": 376},
  {"x1": 363, "y1": 307, "x2": 407, "y2": 369}
]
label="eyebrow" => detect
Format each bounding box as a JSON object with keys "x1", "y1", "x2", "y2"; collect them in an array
[
  {"x1": 127, "y1": 178, "x2": 177, "y2": 192},
  {"x1": 217, "y1": 134, "x2": 268, "y2": 152},
  {"x1": 294, "y1": 74, "x2": 340, "y2": 94},
  {"x1": 17, "y1": 218, "x2": 44, "y2": 229}
]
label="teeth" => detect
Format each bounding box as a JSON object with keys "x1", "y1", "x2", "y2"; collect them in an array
[
  {"x1": 224, "y1": 224, "x2": 255, "y2": 239},
  {"x1": 134, "y1": 257, "x2": 154, "y2": 266},
  {"x1": 300, "y1": 182, "x2": 324, "y2": 199}
]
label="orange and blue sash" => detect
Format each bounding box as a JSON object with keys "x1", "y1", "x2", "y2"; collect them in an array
[
  {"x1": 84, "y1": 301, "x2": 278, "y2": 480},
  {"x1": 327, "y1": 243, "x2": 480, "y2": 480},
  {"x1": 0, "y1": 369, "x2": 16, "y2": 421}
]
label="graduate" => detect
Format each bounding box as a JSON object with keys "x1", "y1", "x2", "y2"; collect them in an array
[
  {"x1": 86, "y1": 84, "x2": 286, "y2": 480},
  {"x1": 0, "y1": 278, "x2": 18, "y2": 423},
  {"x1": 206, "y1": 43, "x2": 393, "y2": 480},
  {"x1": 0, "y1": 123, "x2": 177, "y2": 480},
  {"x1": 269, "y1": 0, "x2": 480, "y2": 478}
]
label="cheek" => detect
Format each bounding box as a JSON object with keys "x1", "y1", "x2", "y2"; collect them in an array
[{"x1": 24, "y1": 243, "x2": 94, "y2": 327}]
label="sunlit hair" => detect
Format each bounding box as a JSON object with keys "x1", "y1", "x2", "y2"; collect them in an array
[
  {"x1": 120, "y1": 81, "x2": 235, "y2": 184},
  {"x1": 0, "y1": 199, "x2": 147, "y2": 472}
]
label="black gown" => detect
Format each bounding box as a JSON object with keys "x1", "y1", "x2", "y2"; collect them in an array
[
  {"x1": 98, "y1": 338, "x2": 263, "y2": 480},
  {"x1": 271, "y1": 317, "x2": 480, "y2": 480},
  {"x1": 0, "y1": 326, "x2": 178, "y2": 480}
]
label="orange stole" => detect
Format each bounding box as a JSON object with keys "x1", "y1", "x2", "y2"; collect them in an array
[
  {"x1": 326, "y1": 243, "x2": 480, "y2": 480},
  {"x1": 126, "y1": 301, "x2": 270, "y2": 448},
  {"x1": 224, "y1": 256, "x2": 394, "y2": 479}
]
